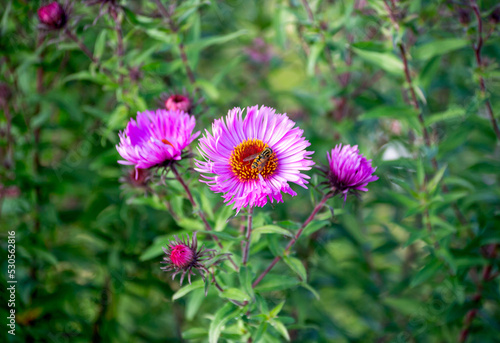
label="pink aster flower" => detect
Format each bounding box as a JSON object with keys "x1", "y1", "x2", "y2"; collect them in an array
[
  {"x1": 161, "y1": 233, "x2": 215, "y2": 285},
  {"x1": 195, "y1": 105, "x2": 315, "y2": 213},
  {"x1": 320, "y1": 144, "x2": 378, "y2": 201},
  {"x1": 116, "y1": 109, "x2": 200, "y2": 171}
]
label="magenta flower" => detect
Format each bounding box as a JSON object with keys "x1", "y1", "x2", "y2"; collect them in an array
[
  {"x1": 38, "y1": 2, "x2": 67, "y2": 30},
  {"x1": 195, "y1": 105, "x2": 314, "y2": 213},
  {"x1": 160, "y1": 233, "x2": 214, "y2": 285},
  {"x1": 116, "y1": 109, "x2": 200, "y2": 171},
  {"x1": 320, "y1": 144, "x2": 378, "y2": 201},
  {"x1": 165, "y1": 94, "x2": 192, "y2": 113}
]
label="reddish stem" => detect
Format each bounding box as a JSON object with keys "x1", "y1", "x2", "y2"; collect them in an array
[
  {"x1": 470, "y1": 1, "x2": 500, "y2": 140},
  {"x1": 252, "y1": 194, "x2": 331, "y2": 288},
  {"x1": 170, "y1": 165, "x2": 239, "y2": 271}
]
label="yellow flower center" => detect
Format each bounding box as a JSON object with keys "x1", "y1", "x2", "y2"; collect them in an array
[{"x1": 229, "y1": 139, "x2": 278, "y2": 181}]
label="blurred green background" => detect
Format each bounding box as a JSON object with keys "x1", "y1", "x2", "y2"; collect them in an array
[{"x1": 1, "y1": 0, "x2": 499, "y2": 342}]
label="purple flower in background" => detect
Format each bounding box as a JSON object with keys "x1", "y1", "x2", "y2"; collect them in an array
[
  {"x1": 245, "y1": 38, "x2": 273, "y2": 64},
  {"x1": 165, "y1": 94, "x2": 192, "y2": 113},
  {"x1": 160, "y1": 233, "x2": 214, "y2": 285},
  {"x1": 116, "y1": 109, "x2": 200, "y2": 171},
  {"x1": 38, "y1": 2, "x2": 67, "y2": 30},
  {"x1": 196, "y1": 105, "x2": 314, "y2": 213},
  {"x1": 320, "y1": 144, "x2": 378, "y2": 201}
]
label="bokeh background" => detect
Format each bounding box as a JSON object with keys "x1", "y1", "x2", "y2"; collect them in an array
[{"x1": 1, "y1": 0, "x2": 500, "y2": 342}]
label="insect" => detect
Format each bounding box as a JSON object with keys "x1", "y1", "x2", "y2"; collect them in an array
[{"x1": 243, "y1": 147, "x2": 273, "y2": 172}]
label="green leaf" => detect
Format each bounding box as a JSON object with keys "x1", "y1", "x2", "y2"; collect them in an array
[
  {"x1": 252, "y1": 225, "x2": 293, "y2": 238},
  {"x1": 253, "y1": 322, "x2": 268, "y2": 343},
  {"x1": 254, "y1": 276, "x2": 300, "y2": 293},
  {"x1": 269, "y1": 300, "x2": 285, "y2": 318},
  {"x1": 427, "y1": 166, "x2": 447, "y2": 194},
  {"x1": 424, "y1": 106, "x2": 466, "y2": 126},
  {"x1": 270, "y1": 320, "x2": 290, "y2": 341},
  {"x1": 239, "y1": 266, "x2": 255, "y2": 300},
  {"x1": 172, "y1": 280, "x2": 204, "y2": 300},
  {"x1": 209, "y1": 303, "x2": 238, "y2": 343},
  {"x1": 383, "y1": 297, "x2": 422, "y2": 317},
  {"x1": 352, "y1": 47, "x2": 403, "y2": 76},
  {"x1": 182, "y1": 327, "x2": 208, "y2": 339},
  {"x1": 94, "y1": 31, "x2": 107, "y2": 60},
  {"x1": 360, "y1": 105, "x2": 418, "y2": 120},
  {"x1": 219, "y1": 288, "x2": 249, "y2": 302},
  {"x1": 413, "y1": 38, "x2": 469, "y2": 61},
  {"x1": 410, "y1": 260, "x2": 444, "y2": 287},
  {"x1": 189, "y1": 29, "x2": 248, "y2": 50},
  {"x1": 300, "y1": 283, "x2": 320, "y2": 300},
  {"x1": 283, "y1": 256, "x2": 307, "y2": 281},
  {"x1": 302, "y1": 220, "x2": 329, "y2": 237},
  {"x1": 307, "y1": 42, "x2": 325, "y2": 76},
  {"x1": 186, "y1": 289, "x2": 205, "y2": 320}
]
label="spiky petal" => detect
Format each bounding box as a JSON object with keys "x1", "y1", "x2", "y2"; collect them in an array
[{"x1": 322, "y1": 144, "x2": 378, "y2": 201}]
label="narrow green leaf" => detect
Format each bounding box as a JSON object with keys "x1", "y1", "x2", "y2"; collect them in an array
[
  {"x1": 427, "y1": 166, "x2": 447, "y2": 194},
  {"x1": 283, "y1": 256, "x2": 307, "y2": 281},
  {"x1": 410, "y1": 260, "x2": 444, "y2": 287},
  {"x1": 352, "y1": 48, "x2": 403, "y2": 76},
  {"x1": 253, "y1": 225, "x2": 293, "y2": 237},
  {"x1": 172, "y1": 280, "x2": 204, "y2": 300},
  {"x1": 239, "y1": 266, "x2": 255, "y2": 300},
  {"x1": 301, "y1": 283, "x2": 320, "y2": 300},
  {"x1": 255, "y1": 276, "x2": 300, "y2": 293},
  {"x1": 219, "y1": 288, "x2": 249, "y2": 302},
  {"x1": 413, "y1": 38, "x2": 468, "y2": 61},
  {"x1": 209, "y1": 303, "x2": 238, "y2": 343},
  {"x1": 270, "y1": 320, "x2": 290, "y2": 341},
  {"x1": 269, "y1": 300, "x2": 285, "y2": 318},
  {"x1": 189, "y1": 29, "x2": 248, "y2": 50},
  {"x1": 94, "y1": 31, "x2": 107, "y2": 60},
  {"x1": 302, "y1": 220, "x2": 329, "y2": 237},
  {"x1": 186, "y1": 289, "x2": 205, "y2": 320},
  {"x1": 253, "y1": 322, "x2": 268, "y2": 343},
  {"x1": 307, "y1": 42, "x2": 325, "y2": 76}
]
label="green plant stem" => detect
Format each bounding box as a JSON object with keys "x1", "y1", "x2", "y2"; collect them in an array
[
  {"x1": 242, "y1": 207, "x2": 253, "y2": 266},
  {"x1": 171, "y1": 165, "x2": 239, "y2": 271},
  {"x1": 252, "y1": 194, "x2": 331, "y2": 288}
]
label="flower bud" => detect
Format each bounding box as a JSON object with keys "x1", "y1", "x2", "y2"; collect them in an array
[
  {"x1": 490, "y1": 7, "x2": 500, "y2": 25},
  {"x1": 38, "y1": 2, "x2": 67, "y2": 30},
  {"x1": 165, "y1": 94, "x2": 191, "y2": 112},
  {"x1": 457, "y1": 8, "x2": 470, "y2": 26}
]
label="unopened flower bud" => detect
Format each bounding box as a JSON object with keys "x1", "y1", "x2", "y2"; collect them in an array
[
  {"x1": 490, "y1": 7, "x2": 500, "y2": 25},
  {"x1": 38, "y1": 2, "x2": 67, "y2": 30},
  {"x1": 165, "y1": 94, "x2": 191, "y2": 112},
  {"x1": 457, "y1": 8, "x2": 470, "y2": 26}
]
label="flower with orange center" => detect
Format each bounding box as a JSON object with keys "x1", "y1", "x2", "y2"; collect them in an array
[
  {"x1": 196, "y1": 105, "x2": 314, "y2": 212},
  {"x1": 229, "y1": 139, "x2": 278, "y2": 181}
]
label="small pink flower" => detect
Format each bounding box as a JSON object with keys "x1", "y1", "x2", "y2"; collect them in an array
[
  {"x1": 161, "y1": 233, "x2": 215, "y2": 285},
  {"x1": 169, "y1": 244, "x2": 194, "y2": 268},
  {"x1": 319, "y1": 144, "x2": 378, "y2": 201},
  {"x1": 165, "y1": 94, "x2": 192, "y2": 113},
  {"x1": 38, "y1": 2, "x2": 67, "y2": 30},
  {"x1": 116, "y1": 109, "x2": 200, "y2": 170}
]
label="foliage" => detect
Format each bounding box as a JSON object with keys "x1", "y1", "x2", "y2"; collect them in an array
[{"x1": 1, "y1": 0, "x2": 500, "y2": 342}]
